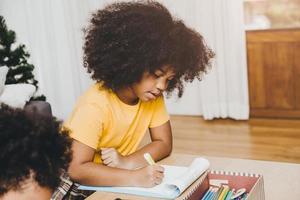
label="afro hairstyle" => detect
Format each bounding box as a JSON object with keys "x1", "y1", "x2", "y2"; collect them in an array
[
  {"x1": 0, "y1": 104, "x2": 72, "y2": 196},
  {"x1": 83, "y1": 0, "x2": 214, "y2": 97}
]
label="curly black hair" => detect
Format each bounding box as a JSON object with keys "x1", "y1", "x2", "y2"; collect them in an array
[
  {"x1": 83, "y1": 0, "x2": 214, "y2": 97},
  {"x1": 0, "y1": 104, "x2": 72, "y2": 196}
]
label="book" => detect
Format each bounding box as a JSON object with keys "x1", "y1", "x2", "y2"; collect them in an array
[{"x1": 78, "y1": 157, "x2": 210, "y2": 199}]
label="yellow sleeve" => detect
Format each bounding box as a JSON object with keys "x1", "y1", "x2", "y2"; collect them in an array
[
  {"x1": 149, "y1": 95, "x2": 170, "y2": 128},
  {"x1": 64, "y1": 103, "x2": 105, "y2": 149}
]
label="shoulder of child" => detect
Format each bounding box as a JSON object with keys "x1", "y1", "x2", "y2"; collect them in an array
[{"x1": 77, "y1": 83, "x2": 110, "y2": 108}]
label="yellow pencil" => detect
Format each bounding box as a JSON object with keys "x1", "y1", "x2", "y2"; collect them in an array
[
  {"x1": 144, "y1": 153, "x2": 155, "y2": 165},
  {"x1": 218, "y1": 186, "x2": 229, "y2": 200}
]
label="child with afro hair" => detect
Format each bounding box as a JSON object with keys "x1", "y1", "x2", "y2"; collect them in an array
[
  {"x1": 66, "y1": 0, "x2": 214, "y2": 190},
  {"x1": 0, "y1": 104, "x2": 72, "y2": 200}
]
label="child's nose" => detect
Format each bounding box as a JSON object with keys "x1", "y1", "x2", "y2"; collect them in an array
[{"x1": 156, "y1": 80, "x2": 167, "y2": 91}]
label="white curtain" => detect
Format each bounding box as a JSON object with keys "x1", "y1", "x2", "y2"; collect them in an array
[
  {"x1": 0, "y1": 0, "x2": 249, "y2": 120},
  {"x1": 198, "y1": 0, "x2": 249, "y2": 120},
  {"x1": 161, "y1": 0, "x2": 249, "y2": 120}
]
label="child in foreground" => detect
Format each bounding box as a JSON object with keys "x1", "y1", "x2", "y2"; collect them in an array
[{"x1": 0, "y1": 104, "x2": 72, "y2": 200}]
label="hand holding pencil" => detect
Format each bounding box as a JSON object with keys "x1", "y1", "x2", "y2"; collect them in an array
[{"x1": 131, "y1": 153, "x2": 165, "y2": 187}]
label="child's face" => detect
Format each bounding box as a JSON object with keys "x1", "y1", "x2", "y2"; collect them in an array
[{"x1": 132, "y1": 65, "x2": 175, "y2": 102}]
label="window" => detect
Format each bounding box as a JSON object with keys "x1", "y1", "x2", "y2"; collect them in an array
[{"x1": 244, "y1": 0, "x2": 300, "y2": 30}]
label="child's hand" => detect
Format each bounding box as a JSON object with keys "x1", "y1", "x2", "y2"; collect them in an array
[
  {"x1": 100, "y1": 148, "x2": 129, "y2": 169},
  {"x1": 132, "y1": 165, "x2": 165, "y2": 187}
]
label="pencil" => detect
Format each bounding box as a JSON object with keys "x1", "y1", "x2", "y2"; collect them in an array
[{"x1": 144, "y1": 153, "x2": 155, "y2": 165}]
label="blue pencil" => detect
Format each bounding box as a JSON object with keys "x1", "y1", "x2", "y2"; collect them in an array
[
  {"x1": 205, "y1": 190, "x2": 214, "y2": 200},
  {"x1": 201, "y1": 187, "x2": 212, "y2": 200},
  {"x1": 224, "y1": 189, "x2": 234, "y2": 200},
  {"x1": 210, "y1": 187, "x2": 221, "y2": 200},
  {"x1": 206, "y1": 188, "x2": 217, "y2": 200}
]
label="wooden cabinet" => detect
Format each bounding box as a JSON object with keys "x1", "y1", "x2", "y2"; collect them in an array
[{"x1": 247, "y1": 29, "x2": 300, "y2": 118}]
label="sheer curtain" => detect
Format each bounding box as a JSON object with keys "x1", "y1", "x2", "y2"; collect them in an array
[
  {"x1": 161, "y1": 0, "x2": 249, "y2": 120},
  {"x1": 0, "y1": 0, "x2": 249, "y2": 120},
  {"x1": 198, "y1": 0, "x2": 249, "y2": 120}
]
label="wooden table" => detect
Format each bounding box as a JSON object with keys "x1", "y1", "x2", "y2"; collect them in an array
[{"x1": 86, "y1": 153, "x2": 300, "y2": 200}]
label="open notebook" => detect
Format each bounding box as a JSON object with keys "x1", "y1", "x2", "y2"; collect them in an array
[{"x1": 78, "y1": 157, "x2": 210, "y2": 199}]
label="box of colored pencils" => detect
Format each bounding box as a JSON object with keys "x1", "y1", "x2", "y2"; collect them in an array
[{"x1": 198, "y1": 170, "x2": 264, "y2": 200}]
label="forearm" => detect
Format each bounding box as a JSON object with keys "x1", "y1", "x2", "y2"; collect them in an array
[
  {"x1": 68, "y1": 162, "x2": 135, "y2": 186},
  {"x1": 126, "y1": 140, "x2": 172, "y2": 169}
]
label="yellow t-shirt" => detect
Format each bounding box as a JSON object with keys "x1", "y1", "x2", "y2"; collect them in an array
[{"x1": 64, "y1": 83, "x2": 170, "y2": 163}]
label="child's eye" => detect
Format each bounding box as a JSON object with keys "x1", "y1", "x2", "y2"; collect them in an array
[
  {"x1": 154, "y1": 73, "x2": 162, "y2": 78},
  {"x1": 168, "y1": 77, "x2": 174, "y2": 82}
]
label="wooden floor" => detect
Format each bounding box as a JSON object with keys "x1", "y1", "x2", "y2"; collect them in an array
[{"x1": 141, "y1": 115, "x2": 300, "y2": 164}]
